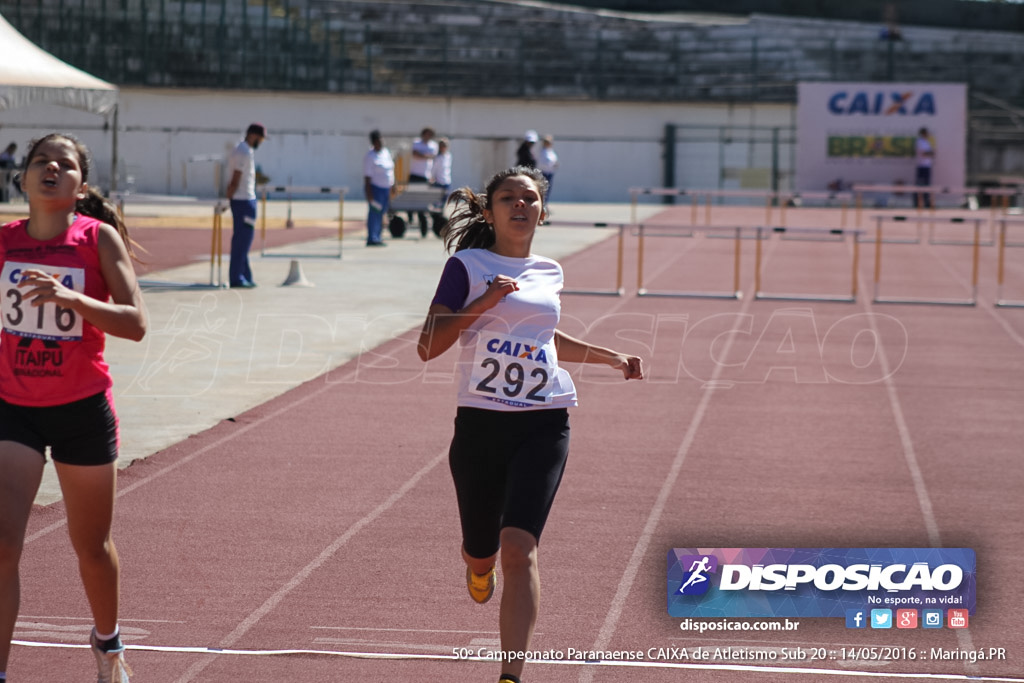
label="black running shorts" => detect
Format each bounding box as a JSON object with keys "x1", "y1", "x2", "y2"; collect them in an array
[
  {"x1": 449, "y1": 406, "x2": 571, "y2": 559},
  {"x1": 0, "y1": 391, "x2": 119, "y2": 466}
]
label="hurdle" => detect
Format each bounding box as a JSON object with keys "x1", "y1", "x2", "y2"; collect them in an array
[
  {"x1": 550, "y1": 221, "x2": 626, "y2": 296},
  {"x1": 753, "y1": 226, "x2": 861, "y2": 303},
  {"x1": 636, "y1": 224, "x2": 743, "y2": 299},
  {"x1": 862, "y1": 212, "x2": 927, "y2": 245},
  {"x1": 629, "y1": 186, "x2": 774, "y2": 229},
  {"x1": 699, "y1": 190, "x2": 774, "y2": 236},
  {"x1": 871, "y1": 215, "x2": 982, "y2": 307},
  {"x1": 854, "y1": 185, "x2": 981, "y2": 246},
  {"x1": 927, "y1": 214, "x2": 995, "y2": 247},
  {"x1": 987, "y1": 188, "x2": 1024, "y2": 247},
  {"x1": 257, "y1": 184, "x2": 347, "y2": 259},
  {"x1": 778, "y1": 191, "x2": 853, "y2": 233},
  {"x1": 995, "y1": 216, "x2": 1024, "y2": 308},
  {"x1": 629, "y1": 186, "x2": 692, "y2": 224},
  {"x1": 854, "y1": 184, "x2": 979, "y2": 224},
  {"x1": 116, "y1": 193, "x2": 228, "y2": 290}
]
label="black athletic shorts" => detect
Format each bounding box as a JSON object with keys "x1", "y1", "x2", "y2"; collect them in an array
[
  {"x1": 449, "y1": 406, "x2": 571, "y2": 559},
  {"x1": 0, "y1": 391, "x2": 119, "y2": 466}
]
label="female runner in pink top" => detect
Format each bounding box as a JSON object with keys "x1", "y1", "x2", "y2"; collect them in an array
[{"x1": 0, "y1": 133, "x2": 146, "y2": 683}]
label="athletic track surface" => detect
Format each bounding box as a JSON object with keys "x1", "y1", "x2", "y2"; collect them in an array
[{"x1": 10, "y1": 206, "x2": 1024, "y2": 682}]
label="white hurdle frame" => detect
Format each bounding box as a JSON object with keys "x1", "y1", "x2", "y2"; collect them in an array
[
  {"x1": 778, "y1": 191, "x2": 853, "y2": 234},
  {"x1": 871, "y1": 215, "x2": 983, "y2": 307},
  {"x1": 854, "y1": 184, "x2": 983, "y2": 245},
  {"x1": 546, "y1": 221, "x2": 626, "y2": 296},
  {"x1": 257, "y1": 184, "x2": 347, "y2": 259},
  {"x1": 753, "y1": 226, "x2": 862, "y2": 303},
  {"x1": 996, "y1": 216, "x2": 1024, "y2": 308},
  {"x1": 114, "y1": 194, "x2": 228, "y2": 290},
  {"x1": 629, "y1": 186, "x2": 774, "y2": 230},
  {"x1": 636, "y1": 224, "x2": 744, "y2": 299}
]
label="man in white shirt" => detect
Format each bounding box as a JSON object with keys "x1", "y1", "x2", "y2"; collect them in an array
[
  {"x1": 225, "y1": 122, "x2": 267, "y2": 288},
  {"x1": 537, "y1": 135, "x2": 559, "y2": 204},
  {"x1": 363, "y1": 129, "x2": 395, "y2": 246},
  {"x1": 408, "y1": 127, "x2": 439, "y2": 236},
  {"x1": 431, "y1": 138, "x2": 452, "y2": 194}
]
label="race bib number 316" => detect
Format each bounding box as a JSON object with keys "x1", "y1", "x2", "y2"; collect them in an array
[
  {"x1": 469, "y1": 333, "x2": 555, "y2": 406},
  {"x1": 1, "y1": 261, "x2": 85, "y2": 341}
]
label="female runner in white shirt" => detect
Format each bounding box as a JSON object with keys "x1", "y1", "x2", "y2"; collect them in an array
[{"x1": 417, "y1": 166, "x2": 643, "y2": 683}]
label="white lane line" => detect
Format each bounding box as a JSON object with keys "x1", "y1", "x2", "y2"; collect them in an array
[
  {"x1": 310, "y1": 625, "x2": 500, "y2": 635},
  {"x1": 19, "y1": 615, "x2": 185, "y2": 623},
  {"x1": 12, "y1": 641, "x2": 1023, "y2": 681},
  {"x1": 923, "y1": 240, "x2": 1024, "y2": 349},
  {"x1": 26, "y1": 378, "x2": 340, "y2": 545},
  {"x1": 174, "y1": 447, "x2": 449, "y2": 682},
  {"x1": 856, "y1": 261, "x2": 980, "y2": 674},
  {"x1": 576, "y1": 237, "x2": 771, "y2": 683}
]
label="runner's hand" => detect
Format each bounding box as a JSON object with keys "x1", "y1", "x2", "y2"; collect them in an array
[
  {"x1": 478, "y1": 275, "x2": 519, "y2": 309},
  {"x1": 18, "y1": 269, "x2": 81, "y2": 309},
  {"x1": 612, "y1": 354, "x2": 644, "y2": 380}
]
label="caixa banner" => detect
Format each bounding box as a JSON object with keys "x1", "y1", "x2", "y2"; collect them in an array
[{"x1": 667, "y1": 548, "x2": 975, "y2": 618}]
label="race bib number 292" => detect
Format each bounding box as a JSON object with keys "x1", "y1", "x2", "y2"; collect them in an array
[
  {"x1": 1, "y1": 261, "x2": 85, "y2": 341},
  {"x1": 469, "y1": 333, "x2": 554, "y2": 406}
]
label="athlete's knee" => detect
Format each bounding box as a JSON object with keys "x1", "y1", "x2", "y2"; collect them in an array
[
  {"x1": 499, "y1": 528, "x2": 538, "y2": 574},
  {"x1": 72, "y1": 535, "x2": 117, "y2": 567}
]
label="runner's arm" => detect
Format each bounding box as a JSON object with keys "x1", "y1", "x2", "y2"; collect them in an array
[
  {"x1": 554, "y1": 330, "x2": 643, "y2": 380},
  {"x1": 16, "y1": 223, "x2": 146, "y2": 341},
  {"x1": 417, "y1": 275, "x2": 518, "y2": 361}
]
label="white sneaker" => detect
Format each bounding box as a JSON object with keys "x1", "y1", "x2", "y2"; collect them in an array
[{"x1": 90, "y1": 629, "x2": 133, "y2": 683}]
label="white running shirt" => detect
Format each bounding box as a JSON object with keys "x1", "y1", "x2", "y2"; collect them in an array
[{"x1": 447, "y1": 248, "x2": 577, "y2": 411}]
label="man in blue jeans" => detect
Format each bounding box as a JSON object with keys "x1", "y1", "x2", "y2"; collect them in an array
[
  {"x1": 225, "y1": 122, "x2": 267, "y2": 287},
  {"x1": 363, "y1": 129, "x2": 395, "y2": 246}
]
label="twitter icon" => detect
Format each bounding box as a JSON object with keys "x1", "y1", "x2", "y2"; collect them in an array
[{"x1": 870, "y1": 609, "x2": 893, "y2": 629}]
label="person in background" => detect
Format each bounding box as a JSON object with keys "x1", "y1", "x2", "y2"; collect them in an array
[
  {"x1": 408, "y1": 127, "x2": 439, "y2": 237},
  {"x1": 428, "y1": 137, "x2": 454, "y2": 238},
  {"x1": 515, "y1": 130, "x2": 537, "y2": 168},
  {"x1": 431, "y1": 137, "x2": 453, "y2": 199},
  {"x1": 0, "y1": 144, "x2": 17, "y2": 203},
  {"x1": 536, "y1": 135, "x2": 559, "y2": 207},
  {"x1": 363, "y1": 129, "x2": 395, "y2": 247},
  {"x1": 0, "y1": 133, "x2": 147, "y2": 683},
  {"x1": 914, "y1": 127, "x2": 935, "y2": 209},
  {"x1": 225, "y1": 122, "x2": 267, "y2": 288}
]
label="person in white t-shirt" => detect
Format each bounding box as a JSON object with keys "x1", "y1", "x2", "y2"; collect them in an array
[
  {"x1": 536, "y1": 135, "x2": 559, "y2": 205},
  {"x1": 408, "y1": 127, "x2": 439, "y2": 237},
  {"x1": 363, "y1": 129, "x2": 395, "y2": 247},
  {"x1": 914, "y1": 127, "x2": 935, "y2": 209},
  {"x1": 225, "y1": 122, "x2": 267, "y2": 287},
  {"x1": 417, "y1": 166, "x2": 644, "y2": 683},
  {"x1": 431, "y1": 137, "x2": 452, "y2": 197}
]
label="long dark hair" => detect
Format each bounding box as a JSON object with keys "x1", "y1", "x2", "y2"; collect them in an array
[
  {"x1": 23, "y1": 133, "x2": 140, "y2": 260},
  {"x1": 441, "y1": 166, "x2": 548, "y2": 253}
]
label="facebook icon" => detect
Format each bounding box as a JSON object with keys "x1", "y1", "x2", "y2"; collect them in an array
[{"x1": 846, "y1": 609, "x2": 867, "y2": 629}]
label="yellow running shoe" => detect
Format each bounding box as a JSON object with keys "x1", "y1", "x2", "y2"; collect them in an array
[{"x1": 466, "y1": 566, "x2": 496, "y2": 604}]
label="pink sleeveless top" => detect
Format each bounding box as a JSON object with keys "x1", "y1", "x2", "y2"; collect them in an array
[{"x1": 0, "y1": 215, "x2": 113, "y2": 406}]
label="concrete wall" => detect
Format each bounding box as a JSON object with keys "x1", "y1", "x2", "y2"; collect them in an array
[{"x1": 0, "y1": 88, "x2": 794, "y2": 202}]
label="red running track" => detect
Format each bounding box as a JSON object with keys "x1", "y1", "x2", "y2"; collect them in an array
[{"x1": 11, "y1": 207, "x2": 1024, "y2": 682}]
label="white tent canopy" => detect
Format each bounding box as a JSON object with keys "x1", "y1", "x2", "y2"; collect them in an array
[
  {"x1": 0, "y1": 12, "x2": 118, "y2": 115},
  {"x1": 0, "y1": 12, "x2": 120, "y2": 189}
]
